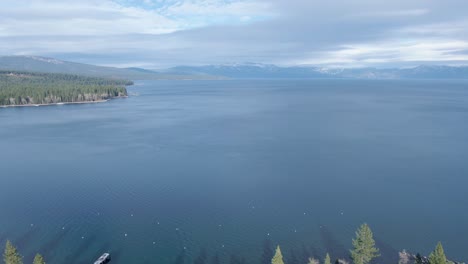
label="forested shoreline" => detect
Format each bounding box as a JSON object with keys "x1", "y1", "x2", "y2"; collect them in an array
[
  {"x1": 0, "y1": 71, "x2": 132, "y2": 106},
  {"x1": 2, "y1": 224, "x2": 463, "y2": 264}
]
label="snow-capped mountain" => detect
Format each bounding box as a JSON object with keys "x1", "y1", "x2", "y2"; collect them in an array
[{"x1": 163, "y1": 64, "x2": 468, "y2": 79}]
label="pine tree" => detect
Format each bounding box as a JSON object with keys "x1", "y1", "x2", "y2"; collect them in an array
[
  {"x1": 33, "y1": 254, "x2": 45, "y2": 264},
  {"x1": 272, "y1": 246, "x2": 285, "y2": 264},
  {"x1": 3, "y1": 241, "x2": 23, "y2": 264},
  {"x1": 350, "y1": 223, "x2": 380, "y2": 264},
  {"x1": 308, "y1": 258, "x2": 319, "y2": 264},
  {"x1": 324, "y1": 253, "x2": 331, "y2": 264},
  {"x1": 428, "y1": 242, "x2": 447, "y2": 264}
]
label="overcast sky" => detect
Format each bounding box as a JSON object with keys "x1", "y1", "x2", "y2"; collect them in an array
[{"x1": 1, "y1": 0, "x2": 468, "y2": 68}]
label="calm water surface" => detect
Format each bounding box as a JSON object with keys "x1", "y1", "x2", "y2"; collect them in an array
[{"x1": 0, "y1": 80, "x2": 467, "y2": 263}]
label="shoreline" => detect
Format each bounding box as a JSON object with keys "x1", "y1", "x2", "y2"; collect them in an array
[{"x1": 0, "y1": 96, "x2": 128, "y2": 108}]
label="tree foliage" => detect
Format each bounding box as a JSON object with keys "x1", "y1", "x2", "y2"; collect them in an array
[
  {"x1": 308, "y1": 258, "x2": 319, "y2": 264},
  {"x1": 0, "y1": 71, "x2": 131, "y2": 106},
  {"x1": 3, "y1": 241, "x2": 23, "y2": 264},
  {"x1": 350, "y1": 223, "x2": 380, "y2": 264},
  {"x1": 272, "y1": 246, "x2": 285, "y2": 264},
  {"x1": 324, "y1": 253, "x2": 331, "y2": 264},
  {"x1": 33, "y1": 254, "x2": 45, "y2": 264},
  {"x1": 428, "y1": 242, "x2": 447, "y2": 264}
]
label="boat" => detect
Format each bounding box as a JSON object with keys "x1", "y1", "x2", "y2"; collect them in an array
[{"x1": 94, "y1": 253, "x2": 111, "y2": 264}]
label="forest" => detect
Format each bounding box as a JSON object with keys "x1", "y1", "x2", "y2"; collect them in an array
[{"x1": 0, "y1": 71, "x2": 132, "y2": 106}]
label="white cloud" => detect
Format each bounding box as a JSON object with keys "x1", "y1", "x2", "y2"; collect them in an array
[
  {"x1": 298, "y1": 39, "x2": 468, "y2": 67},
  {"x1": 0, "y1": 0, "x2": 273, "y2": 37},
  {"x1": 1, "y1": 0, "x2": 468, "y2": 67},
  {"x1": 161, "y1": 0, "x2": 272, "y2": 17},
  {"x1": 396, "y1": 19, "x2": 468, "y2": 36},
  {"x1": 353, "y1": 8, "x2": 429, "y2": 18}
]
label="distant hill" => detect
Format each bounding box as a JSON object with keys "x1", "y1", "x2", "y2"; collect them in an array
[
  {"x1": 163, "y1": 63, "x2": 327, "y2": 79},
  {"x1": 3, "y1": 56, "x2": 467, "y2": 80},
  {"x1": 163, "y1": 63, "x2": 468, "y2": 79},
  {"x1": 0, "y1": 56, "x2": 217, "y2": 80}
]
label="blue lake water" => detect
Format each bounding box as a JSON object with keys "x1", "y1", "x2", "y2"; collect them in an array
[{"x1": 0, "y1": 79, "x2": 467, "y2": 264}]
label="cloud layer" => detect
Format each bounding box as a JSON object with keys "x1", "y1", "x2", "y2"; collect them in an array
[{"x1": 1, "y1": 0, "x2": 468, "y2": 68}]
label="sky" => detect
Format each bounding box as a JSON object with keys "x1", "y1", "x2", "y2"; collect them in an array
[{"x1": 1, "y1": 0, "x2": 468, "y2": 68}]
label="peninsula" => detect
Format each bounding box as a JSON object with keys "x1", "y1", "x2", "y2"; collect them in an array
[{"x1": 0, "y1": 71, "x2": 132, "y2": 107}]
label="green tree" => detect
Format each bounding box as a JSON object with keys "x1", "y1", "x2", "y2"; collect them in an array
[
  {"x1": 350, "y1": 223, "x2": 380, "y2": 264},
  {"x1": 428, "y1": 242, "x2": 447, "y2": 264},
  {"x1": 33, "y1": 254, "x2": 45, "y2": 264},
  {"x1": 308, "y1": 258, "x2": 319, "y2": 264},
  {"x1": 3, "y1": 241, "x2": 22, "y2": 264},
  {"x1": 272, "y1": 246, "x2": 285, "y2": 264},
  {"x1": 324, "y1": 254, "x2": 331, "y2": 264}
]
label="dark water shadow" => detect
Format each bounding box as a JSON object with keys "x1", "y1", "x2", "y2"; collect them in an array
[
  {"x1": 299, "y1": 244, "x2": 311, "y2": 264},
  {"x1": 230, "y1": 254, "x2": 247, "y2": 264},
  {"x1": 210, "y1": 253, "x2": 221, "y2": 264},
  {"x1": 34, "y1": 228, "x2": 71, "y2": 263},
  {"x1": 319, "y1": 226, "x2": 350, "y2": 262},
  {"x1": 194, "y1": 248, "x2": 208, "y2": 264},
  {"x1": 173, "y1": 249, "x2": 187, "y2": 264},
  {"x1": 308, "y1": 244, "x2": 323, "y2": 259},
  {"x1": 260, "y1": 239, "x2": 274, "y2": 264},
  {"x1": 374, "y1": 237, "x2": 399, "y2": 264},
  {"x1": 0, "y1": 231, "x2": 10, "y2": 247},
  {"x1": 62, "y1": 233, "x2": 99, "y2": 264},
  {"x1": 14, "y1": 227, "x2": 40, "y2": 249},
  {"x1": 288, "y1": 249, "x2": 300, "y2": 264},
  {"x1": 109, "y1": 248, "x2": 124, "y2": 264},
  {"x1": 94, "y1": 241, "x2": 113, "y2": 259},
  {"x1": 14, "y1": 227, "x2": 41, "y2": 264}
]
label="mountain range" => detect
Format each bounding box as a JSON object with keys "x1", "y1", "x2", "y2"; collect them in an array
[
  {"x1": 0, "y1": 56, "x2": 216, "y2": 80},
  {"x1": 1, "y1": 56, "x2": 468, "y2": 80},
  {"x1": 163, "y1": 63, "x2": 468, "y2": 79}
]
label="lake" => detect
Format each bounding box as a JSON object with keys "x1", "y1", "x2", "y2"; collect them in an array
[{"x1": 0, "y1": 79, "x2": 467, "y2": 264}]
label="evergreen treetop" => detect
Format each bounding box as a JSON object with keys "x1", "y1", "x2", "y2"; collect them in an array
[
  {"x1": 308, "y1": 258, "x2": 319, "y2": 264},
  {"x1": 350, "y1": 223, "x2": 380, "y2": 264},
  {"x1": 33, "y1": 254, "x2": 46, "y2": 264},
  {"x1": 272, "y1": 246, "x2": 285, "y2": 264},
  {"x1": 428, "y1": 242, "x2": 447, "y2": 264},
  {"x1": 3, "y1": 241, "x2": 23, "y2": 264}
]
